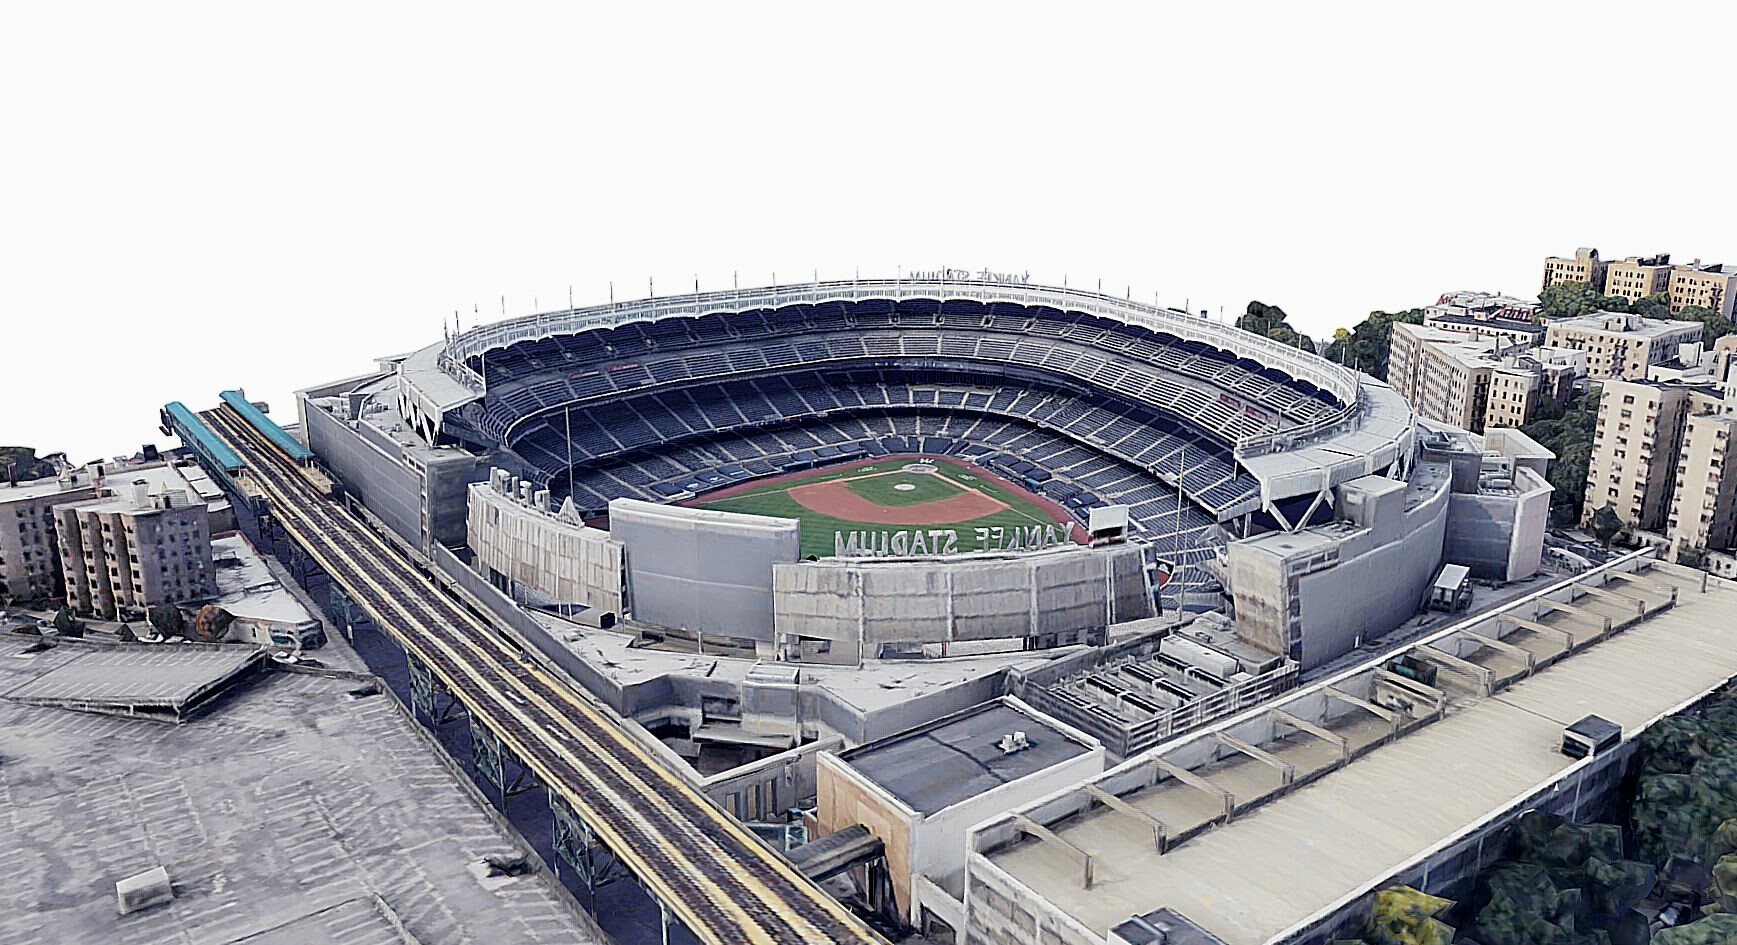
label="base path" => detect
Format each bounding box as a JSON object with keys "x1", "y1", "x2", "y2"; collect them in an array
[{"x1": 788, "y1": 478, "x2": 1007, "y2": 525}]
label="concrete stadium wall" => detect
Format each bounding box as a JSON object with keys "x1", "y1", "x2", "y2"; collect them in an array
[
  {"x1": 965, "y1": 851, "x2": 1104, "y2": 945},
  {"x1": 303, "y1": 397, "x2": 424, "y2": 547},
  {"x1": 1296, "y1": 477, "x2": 1450, "y2": 666},
  {"x1": 773, "y1": 545, "x2": 1154, "y2": 658},
  {"x1": 1446, "y1": 468, "x2": 1551, "y2": 582},
  {"x1": 467, "y1": 472, "x2": 624, "y2": 614},
  {"x1": 610, "y1": 499, "x2": 799, "y2": 645},
  {"x1": 1229, "y1": 470, "x2": 1453, "y2": 669}
]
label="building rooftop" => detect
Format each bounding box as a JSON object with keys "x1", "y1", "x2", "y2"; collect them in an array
[
  {"x1": 1423, "y1": 313, "x2": 1544, "y2": 336},
  {"x1": 0, "y1": 636, "x2": 263, "y2": 721},
  {"x1": 86, "y1": 461, "x2": 229, "y2": 516},
  {"x1": 0, "y1": 663, "x2": 604, "y2": 944},
  {"x1": 207, "y1": 534, "x2": 319, "y2": 627},
  {"x1": 837, "y1": 698, "x2": 1098, "y2": 815},
  {"x1": 1548, "y1": 311, "x2": 1705, "y2": 339},
  {"x1": 982, "y1": 558, "x2": 1737, "y2": 945},
  {"x1": 0, "y1": 469, "x2": 94, "y2": 502}
]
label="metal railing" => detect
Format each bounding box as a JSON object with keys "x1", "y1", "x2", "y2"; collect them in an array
[{"x1": 434, "y1": 279, "x2": 1366, "y2": 445}]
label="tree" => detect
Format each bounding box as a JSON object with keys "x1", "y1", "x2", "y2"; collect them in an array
[
  {"x1": 1520, "y1": 386, "x2": 1601, "y2": 526},
  {"x1": 52, "y1": 608, "x2": 84, "y2": 638},
  {"x1": 193, "y1": 605, "x2": 235, "y2": 642},
  {"x1": 1539, "y1": 282, "x2": 1630, "y2": 319},
  {"x1": 1319, "y1": 308, "x2": 1428, "y2": 380},
  {"x1": 1590, "y1": 504, "x2": 1623, "y2": 547},
  {"x1": 1367, "y1": 886, "x2": 1455, "y2": 945},
  {"x1": 1632, "y1": 291, "x2": 1673, "y2": 320},
  {"x1": 1660, "y1": 304, "x2": 1734, "y2": 345},
  {"x1": 1237, "y1": 301, "x2": 1317, "y2": 353},
  {"x1": 147, "y1": 604, "x2": 185, "y2": 639}
]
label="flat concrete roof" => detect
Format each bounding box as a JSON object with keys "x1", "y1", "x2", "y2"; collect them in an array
[
  {"x1": 0, "y1": 669, "x2": 604, "y2": 944},
  {"x1": 0, "y1": 473, "x2": 89, "y2": 502},
  {"x1": 989, "y1": 565, "x2": 1737, "y2": 945},
  {"x1": 839, "y1": 699, "x2": 1096, "y2": 815},
  {"x1": 1, "y1": 640, "x2": 261, "y2": 718},
  {"x1": 1548, "y1": 311, "x2": 1705, "y2": 339},
  {"x1": 58, "y1": 461, "x2": 230, "y2": 518}
]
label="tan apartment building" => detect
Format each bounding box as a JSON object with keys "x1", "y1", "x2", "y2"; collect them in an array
[
  {"x1": 1543, "y1": 311, "x2": 1703, "y2": 380},
  {"x1": 1669, "y1": 407, "x2": 1737, "y2": 552},
  {"x1": 56, "y1": 478, "x2": 215, "y2": 620},
  {"x1": 1668, "y1": 262, "x2": 1737, "y2": 316},
  {"x1": 1584, "y1": 380, "x2": 1723, "y2": 532},
  {"x1": 0, "y1": 467, "x2": 99, "y2": 602},
  {"x1": 1542, "y1": 247, "x2": 1607, "y2": 292},
  {"x1": 1603, "y1": 254, "x2": 1673, "y2": 304},
  {"x1": 1390, "y1": 323, "x2": 1579, "y2": 433}
]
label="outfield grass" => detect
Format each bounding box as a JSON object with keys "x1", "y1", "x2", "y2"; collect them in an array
[{"x1": 693, "y1": 457, "x2": 1072, "y2": 559}]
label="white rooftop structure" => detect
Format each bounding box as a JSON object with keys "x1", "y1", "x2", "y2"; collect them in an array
[
  {"x1": 971, "y1": 552, "x2": 1737, "y2": 945},
  {"x1": 1549, "y1": 310, "x2": 1705, "y2": 340},
  {"x1": 208, "y1": 534, "x2": 319, "y2": 629}
]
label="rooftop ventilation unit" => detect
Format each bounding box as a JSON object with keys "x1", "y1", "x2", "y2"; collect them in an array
[
  {"x1": 998, "y1": 730, "x2": 1031, "y2": 755},
  {"x1": 1563, "y1": 715, "x2": 1621, "y2": 759}
]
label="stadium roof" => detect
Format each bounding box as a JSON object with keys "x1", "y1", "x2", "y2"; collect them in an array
[{"x1": 982, "y1": 555, "x2": 1737, "y2": 945}]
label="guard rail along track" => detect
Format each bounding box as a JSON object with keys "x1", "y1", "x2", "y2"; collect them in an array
[{"x1": 202, "y1": 405, "x2": 886, "y2": 945}]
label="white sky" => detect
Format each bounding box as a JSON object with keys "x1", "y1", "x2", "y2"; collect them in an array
[{"x1": 4, "y1": 2, "x2": 1733, "y2": 462}]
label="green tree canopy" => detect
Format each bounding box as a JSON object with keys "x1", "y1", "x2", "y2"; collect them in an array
[
  {"x1": 1655, "y1": 304, "x2": 1734, "y2": 344},
  {"x1": 52, "y1": 607, "x2": 83, "y2": 638},
  {"x1": 1590, "y1": 504, "x2": 1623, "y2": 547},
  {"x1": 1519, "y1": 387, "x2": 1601, "y2": 526},
  {"x1": 1238, "y1": 301, "x2": 1317, "y2": 354},
  {"x1": 147, "y1": 604, "x2": 185, "y2": 638},
  {"x1": 1539, "y1": 282, "x2": 1630, "y2": 319},
  {"x1": 1319, "y1": 308, "x2": 1428, "y2": 380}
]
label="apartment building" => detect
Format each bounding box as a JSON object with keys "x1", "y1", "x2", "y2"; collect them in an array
[
  {"x1": 1542, "y1": 247, "x2": 1607, "y2": 292},
  {"x1": 1390, "y1": 323, "x2": 1579, "y2": 433},
  {"x1": 1543, "y1": 311, "x2": 1703, "y2": 380},
  {"x1": 1585, "y1": 380, "x2": 1705, "y2": 532},
  {"x1": 1670, "y1": 407, "x2": 1737, "y2": 552},
  {"x1": 1423, "y1": 290, "x2": 1544, "y2": 346},
  {"x1": 1668, "y1": 262, "x2": 1737, "y2": 316},
  {"x1": 1602, "y1": 254, "x2": 1673, "y2": 304},
  {"x1": 0, "y1": 467, "x2": 99, "y2": 601},
  {"x1": 56, "y1": 479, "x2": 215, "y2": 620}
]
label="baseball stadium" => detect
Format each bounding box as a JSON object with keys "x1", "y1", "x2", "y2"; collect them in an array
[
  {"x1": 168, "y1": 274, "x2": 1563, "y2": 945},
  {"x1": 374, "y1": 279, "x2": 1405, "y2": 608},
  {"x1": 295, "y1": 275, "x2": 1430, "y2": 674}
]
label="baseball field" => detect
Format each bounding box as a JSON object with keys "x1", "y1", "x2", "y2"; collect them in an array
[{"x1": 690, "y1": 455, "x2": 1085, "y2": 559}]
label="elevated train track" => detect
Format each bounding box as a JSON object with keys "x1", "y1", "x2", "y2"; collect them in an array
[{"x1": 199, "y1": 403, "x2": 885, "y2": 945}]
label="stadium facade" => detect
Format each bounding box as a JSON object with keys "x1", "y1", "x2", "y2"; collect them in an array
[{"x1": 292, "y1": 278, "x2": 1550, "y2": 833}]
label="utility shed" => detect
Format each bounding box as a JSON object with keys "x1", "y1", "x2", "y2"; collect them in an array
[{"x1": 816, "y1": 697, "x2": 1104, "y2": 943}]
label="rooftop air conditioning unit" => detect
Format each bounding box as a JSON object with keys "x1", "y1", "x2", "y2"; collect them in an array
[
  {"x1": 998, "y1": 731, "x2": 1031, "y2": 755},
  {"x1": 1562, "y1": 715, "x2": 1620, "y2": 759}
]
